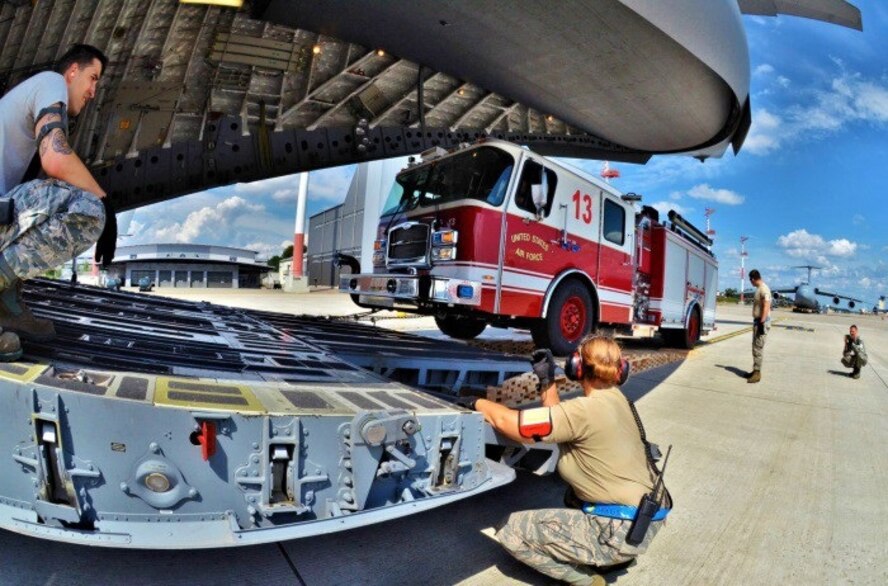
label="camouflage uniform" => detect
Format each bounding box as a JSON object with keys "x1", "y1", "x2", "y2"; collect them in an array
[
  {"x1": 752, "y1": 321, "x2": 770, "y2": 371},
  {"x1": 841, "y1": 335, "x2": 867, "y2": 373},
  {"x1": 751, "y1": 281, "x2": 772, "y2": 373},
  {"x1": 0, "y1": 178, "x2": 104, "y2": 282},
  {"x1": 497, "y1": 508, "x2": 663, "y2": 585}
]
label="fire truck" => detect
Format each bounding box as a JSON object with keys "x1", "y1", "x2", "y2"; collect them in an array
[{"x1": 342, "y1": 140, "x2": 718, "y2": 355}]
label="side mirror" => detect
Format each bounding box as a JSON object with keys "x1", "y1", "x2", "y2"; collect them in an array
[
  {"x1": 531, "y1": 168, "x2": 549, "y2": 218},
  {"x1": 531, "y1": 184, "x2": 545, "y2": 216}
]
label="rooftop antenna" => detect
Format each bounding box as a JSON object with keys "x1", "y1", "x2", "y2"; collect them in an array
[
  {"x1": 739, "y1": 236, "x2": 749, "y2": 304},
  {"x1": 600, "y1": 161, "x2": 620, "y2": 183}
]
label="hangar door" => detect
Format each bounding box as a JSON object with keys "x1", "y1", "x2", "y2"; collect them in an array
[{"x1": 207, "y1": 271, "x2": 232, "y2": 288}]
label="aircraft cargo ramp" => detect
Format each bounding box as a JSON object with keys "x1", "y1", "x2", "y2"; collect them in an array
[{"x1": 0, "y1": 280, "x2": 523, "y2": 549}]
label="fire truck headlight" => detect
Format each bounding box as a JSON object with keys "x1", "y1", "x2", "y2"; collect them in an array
[
  {"x1": 432, "y1": 230, "x2": 458, "y2": 246},
  {"x1": 372, "y1": 251, "x2": 386, "y2": 267},
  {"x1": 431, "y1": 246, "x2": 456, "y2": 262}
]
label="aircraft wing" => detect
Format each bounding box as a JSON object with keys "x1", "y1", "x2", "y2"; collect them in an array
[
  {"x1": 814, "y1": 289, "x2": 863, "y2": 303},
  {"x1": 737, "y1": 0, "x2": 863, "y2": 31}
]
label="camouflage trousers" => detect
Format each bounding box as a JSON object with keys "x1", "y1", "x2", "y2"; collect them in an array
[
  {"x1": 0, "y1": 179, "x2": 105, "y2": 283},
  {"x1": 497, "y1": 508, "x2": 663, "y2": 585},
  {"x1": 841, "y1": 352, "x2": 866, "y2": 370},
  {"x1": 752, "y1": 322, "x2": 770, "y2": 370}
]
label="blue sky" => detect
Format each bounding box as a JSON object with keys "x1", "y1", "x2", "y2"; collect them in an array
[{"x1": 124, "y1": 3, "x2": 887, "y2": 305}]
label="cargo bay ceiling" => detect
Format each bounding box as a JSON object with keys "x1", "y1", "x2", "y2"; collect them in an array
[{"x1": 0, "y1": 0, "x2": 861, "y2": 212}]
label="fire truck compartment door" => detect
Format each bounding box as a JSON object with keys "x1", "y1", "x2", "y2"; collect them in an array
[{"x1": 596, "y1": 195, "x2": 634, "y2": 323}]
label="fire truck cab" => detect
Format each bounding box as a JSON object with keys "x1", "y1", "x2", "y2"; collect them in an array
[{"x1": 341, "y1": 140, "x2": 717, "y2": 355}]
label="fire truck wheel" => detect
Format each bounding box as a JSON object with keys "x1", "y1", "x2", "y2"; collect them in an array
[
  {"x1": 665, "y1": 308, "x2": 701, "y2": 349},
  {"x1": 533, "y1": 281, "x2": 594, "y2": 355},
  {"x1": 435, "y1": 315, "x2": 487, "y2": 340}
]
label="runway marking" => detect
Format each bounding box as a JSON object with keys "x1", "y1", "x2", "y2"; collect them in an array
[{"x1": 697, "y1": 318, "x2": 786, "y2": 347}]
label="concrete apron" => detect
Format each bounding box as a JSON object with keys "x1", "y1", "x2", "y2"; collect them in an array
[{"x1": 1, "y1": 304, "x2": 885, "y2": 585}]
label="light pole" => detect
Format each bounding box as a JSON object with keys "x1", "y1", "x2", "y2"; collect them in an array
[{"x1": 739, "y1": 236, "x2": 749, "y2": 303}]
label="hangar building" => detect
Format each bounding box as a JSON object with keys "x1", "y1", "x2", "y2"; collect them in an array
[{"x1": 111, "y1": 244, "x2": 271, "y2": 289}]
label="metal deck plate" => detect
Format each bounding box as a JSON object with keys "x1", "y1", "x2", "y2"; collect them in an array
[
  {"x1": 23, "y1": 279, "x2": 529, "y2": 396},
  {"x1": 0, "y1": 280, "x2": 517, "y2": 548}
]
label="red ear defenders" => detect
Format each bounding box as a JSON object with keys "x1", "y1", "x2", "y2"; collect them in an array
[
  {"x1": 565, "y1": 353, "x2": 631, "y2": 385},
  {"x1": 565, "y1": 351, "x2": 584, "y2": 381}
]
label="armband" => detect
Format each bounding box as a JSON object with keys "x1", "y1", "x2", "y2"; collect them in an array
[
  {"x1": 35, "y1": 104, "x2": 69, "y2": 147},
  {"x1": 518, "y1": 407, "x2": 552, "y2": 441}
]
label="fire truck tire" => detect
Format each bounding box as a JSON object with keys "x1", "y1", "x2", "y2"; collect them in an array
[
  {"x1": 435, "y1": 315, "x2": 487, "y2": 340},
  {"x1": 533, "y1": 281, "x2": 594, "y2": 355},
  {"x1": 665, "y1": 308, "x2": 701, "y2": 349}
]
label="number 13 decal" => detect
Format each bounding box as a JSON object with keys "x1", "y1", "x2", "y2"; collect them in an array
[{"x1": 572, "y1": 190, "x2": 593, "y2": 224}]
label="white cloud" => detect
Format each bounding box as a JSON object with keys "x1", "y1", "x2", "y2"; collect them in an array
[
  {"x1": 272, "y1": 188, "x2": 297, "y2": 203},
  {"x1": 122, "y1": 218, "x2": 144, "y2": 241},
  {"x1": 648, "y1": 200, "x2": 690, "y2": 217},
  {"x1": 826, "y1": 239, "x2": 857, "y2": 258},
  {"x1": 560, "y1": 155, "x2": 729, "y2": 195},
  {"x1": 232, "y1": 168, "x2": 356, "y2": 205},
  {"x1": 753, "y1": 64, "x2": 775, "y2": 76},
  {"x1": 776, "y1": 229, "x2": 858, "y2": 260},
  {"x1": 743, "y1": 108, "x2": 783, "y2": 155},
  {"x1": 153, "y1": 196, "x2": 264, "y2": 243},
  {"x1": 307, "y1": 166, "x2": 356, "y2": 203},
  {"x1": 746, "y1": 70, "x2": 888, "y2": 155},
  {"x1": 686, "y1": 184, "x2": 744, "y2": 205},
  {"x1": 233, "y1": 175, "x2": 298, "y2": 196},
  {"x1": 244, "y1": 239, "x2": 292, "y2": 259},
  {"x1": 852, "y1": 214, "x2": 865, "y2": 226}
]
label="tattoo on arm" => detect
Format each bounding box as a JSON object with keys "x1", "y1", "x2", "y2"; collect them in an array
[
  {"x1": 37, "y1": 112, "x2": 62, "y2": 156},
  {"x1": 50, "y1": 128, "x2": 74, "y2": 155}
]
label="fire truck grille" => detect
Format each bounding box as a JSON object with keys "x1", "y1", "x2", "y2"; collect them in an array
[{"x1": 387, "y1": 224, "x2": 429, "y2": 263}]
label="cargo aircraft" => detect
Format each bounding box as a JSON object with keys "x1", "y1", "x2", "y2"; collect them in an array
[
  {"x1": 773, "y1": 265, "x2": 864, "y2": 313},
  {"x1": 0, "y1": 0, "x2": 865, "y2": 550},
  {"x1": 0, "y1": 0, "x2": 863, "y2": 212}
]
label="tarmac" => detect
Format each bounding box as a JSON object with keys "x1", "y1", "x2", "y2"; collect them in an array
[{"x1": 1, "y1": 288, "x2": 886, "y2": 585}]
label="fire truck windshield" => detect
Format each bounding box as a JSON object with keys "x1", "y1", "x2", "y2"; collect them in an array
[{"x1": 381, "y1": 147, "x2": 514, "y2": 214}]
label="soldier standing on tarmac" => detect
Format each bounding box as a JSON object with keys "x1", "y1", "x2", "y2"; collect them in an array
[
  {"x1": 458, "y1": 336, "x2": 670, "y2": 586},
  {"x1": 842, "y1": 324, "x2": 867, "y2": 379},
  {"x1": 0, "y1": 44, "x2": 117, "y2": 361},
  {"x1": 747, "y1": 269, "x2": 771, "y2": 383}
]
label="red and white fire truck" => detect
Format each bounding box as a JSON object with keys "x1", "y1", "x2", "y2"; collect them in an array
[{"x1": 341, "y1": 140, "x2": 718, "y2": 355}]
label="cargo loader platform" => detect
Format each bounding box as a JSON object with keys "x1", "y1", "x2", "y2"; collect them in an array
[{"x1": 0, "y1": 280, "x2": 524, "y2": 549}]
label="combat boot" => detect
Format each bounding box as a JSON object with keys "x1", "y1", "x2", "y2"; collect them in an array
[
  {"x1": 851, "y1": 368, "x2": 861, "y2": 379},
  {"x1": 0, "y1": 329, "x2": 22, "y2": 362},
  {"x1": 747, "y1": 370, "x2": 761, "y2": 384},
  {"x1": 0, "y1": 280, "x2": 56, "y2": 342}
]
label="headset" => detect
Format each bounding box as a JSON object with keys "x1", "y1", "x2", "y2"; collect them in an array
[{"x1": 565, "y1": 345, "x2": 630, "y2": 385}]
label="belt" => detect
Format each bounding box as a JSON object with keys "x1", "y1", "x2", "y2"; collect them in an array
[{"x1": 581, "y1": 502, "x2": 670, "y2": 521}]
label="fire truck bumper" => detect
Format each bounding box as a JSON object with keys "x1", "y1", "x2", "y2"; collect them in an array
[{"x1": 340, "y1": 274, "x2": 482, "y2": 307}]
